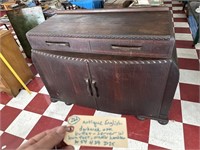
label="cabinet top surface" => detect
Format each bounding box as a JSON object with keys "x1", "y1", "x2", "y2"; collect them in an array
[{"x1": 27, "y1": 8, "x2": 173, "y2": 39}]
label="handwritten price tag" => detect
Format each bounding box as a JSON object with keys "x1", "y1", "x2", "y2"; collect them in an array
[{"x1": 64, "y1": 115, "x2": 128, "y2": 148}]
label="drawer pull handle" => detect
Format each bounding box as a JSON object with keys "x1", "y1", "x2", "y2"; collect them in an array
[
  {"x1": 92, "y1": 80, "x2": 99, "y2": 98},
  {"x1": 85, "y1": 78, "x2": 93, "y2": 96},
  {"x1": 45, "y1": 41, "x2": 70, "y2": 47},
  {"x1": 111, "y1": 45, "x2": 142, "y2": 51}
]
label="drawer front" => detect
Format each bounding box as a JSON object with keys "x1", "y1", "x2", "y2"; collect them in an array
[
  {"x1": 27, "y1": 36, "x2": 90, "y2": 52},
  {"x1": 89, "y1": 38, "x2": 174, "y2": 58}
]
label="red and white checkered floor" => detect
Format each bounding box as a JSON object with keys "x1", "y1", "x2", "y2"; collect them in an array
[{"x1": 1, "y1": 1, "x2": 200, "y2": 149}]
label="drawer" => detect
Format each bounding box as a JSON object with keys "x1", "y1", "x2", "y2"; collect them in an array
[
  {"x1": 89, "y1": 38, "x2": 175, "y2": 59},
  {"x1": 27, "y1": 36, "x2": 90, "y2": 53}
]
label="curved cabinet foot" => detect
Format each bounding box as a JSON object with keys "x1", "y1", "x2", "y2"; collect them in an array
[
  {"x1": 65, "y1": 102, "x2": 72, "y2": 105},
  {"x1": 51, "y1": 98, "x2": 58, "y2": 103},
  {"x1": 137, "y1": 116, "x2": 146, "y2": 121},
  {"x1": 158, "y1": 119, "x2": 169, "y2": 125}
]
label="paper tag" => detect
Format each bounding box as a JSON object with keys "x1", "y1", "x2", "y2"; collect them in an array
[{"x1": 64, "y1": 115, "x2": 128, "y2": 148}]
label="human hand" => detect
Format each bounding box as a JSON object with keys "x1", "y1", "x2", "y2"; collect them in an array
[{"x1": 17, "y1": 126, "x2": 74, "y2": 150}]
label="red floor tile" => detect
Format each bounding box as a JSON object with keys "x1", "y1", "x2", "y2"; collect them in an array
[
  {"x1": 0, "y1": 106, "x2": 21, "y2": 131},
  {"x1": 168, "y1": 7, "x2": 172, "y2": 10},
  {"x1": 197, "y1": 50, "x2": 200, "y2": 59},
  {"x1": 30, "y1": 64, "x2": 38, "y2": 76},
  {"x1": 180, "y1": 83, "x2": 200, "y2": 103},
  {"x1": 65, "y1": 104, "x2": 96, "y2": 121},
  {"x1": 148, "y1": 144, "x2": 168, "y2": 150},
  {"x1": 25, "y1": 58, "x2": 32, "y2": 63},
  {"x1": 24, "y1": 93, "x2": 51, "y2": 114},
  {"x1": 26, "y1": 115, "x2": 63, "y2": 139},
  {"x1": 172, "y1": 10, "x2": 185, "y2": 14},
  {"x1": 164, "y1": 2, "x2": 171, "y2": 4},
  {"x1": 168, "y1": 99, "x2": 182, "y2": 122},
  {"x1": 183, "y1": 124, "x2": 200, "y2": 150},
  {"x1": 173, "y1": 18, "x2": 188, "y2": 22},
  {"x1": 0, "y1": 92, "x2": 13, "y2": 105},
  {"x1": 27, "y1": 77, "x2": 44, "y2": 92},
  {"x1": 175, "y1": 27, "x2": 191, "y2": 33},
  {"x1": 178, "y1": 58, "x2": 199, "y2": 71},
  {"x1": 0, "y1": 132, "x2": 24, "y2": 149},
  {"x1": 172, "y1": 4, "x2": 184, "y2": 7},
  {"x1": 176, "y1": 41, "x2": 195, "y2": 49},
  {"x1": 122, "y1": 115, "x2": 150, "y2": 143}
]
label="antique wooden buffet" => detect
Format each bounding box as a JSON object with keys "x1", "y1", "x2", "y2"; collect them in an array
[{"x1": 27, "y1": 7, "x2": 179, "y2": 124}]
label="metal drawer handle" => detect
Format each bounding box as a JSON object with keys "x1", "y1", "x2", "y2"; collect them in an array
[
  {"x1": 111, "y1": 45, "x2": 142, "y2": 51},
  {"x1": 45, "y1": 41, "x2": 70, "y2": 47},
  {"x1": 85, "y1": 78, "x2": 93, "y2": 96},
  {"x1": 92, "y1": 80, "x2": 99, "y2": 98}
]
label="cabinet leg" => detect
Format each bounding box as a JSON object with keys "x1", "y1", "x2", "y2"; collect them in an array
[
  {"x1": 65, "y1": 102, "x2": 72, "y2": 105},
  {"x1": 136, "y1": 115, "x2": 146, "y2": 121},
  {"x1": 158, "y1": 119, "x2": 169, "y2": 125},
  {"x1": 51, "y1": 98, "x2": 58, "y2": 103}
]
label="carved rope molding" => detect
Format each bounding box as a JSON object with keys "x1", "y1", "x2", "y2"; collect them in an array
[
  {"x1": 27, "y1": 33, "x2": 171, "y2": 40},
  {"x1": 32, "y1": 50, "x2": 172, "y2": 65}
]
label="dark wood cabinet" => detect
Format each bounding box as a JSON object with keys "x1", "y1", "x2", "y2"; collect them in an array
[{"x1": 27, "y1": 7, "x2": 179, "y2": 124}]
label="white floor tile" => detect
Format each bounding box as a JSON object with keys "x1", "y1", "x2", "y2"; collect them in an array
[
  {"x1": 94, "y1": 110, "x2": 121, "y2": 118},
  {"x1": 195, "y1": 43, "x2": 200, "y2": 49},
  {"x1": 22, "y1": 53, "x2": 27, "y2": 58},
  {"x1": 43, "y1": 101, "x2": 73, "y2": 120},
  {"x1": 0, "y1": 130, "x2": 3, "y2": 136},
  {"x1": 27, "y1": 63, "x2": 32, "y2": 67},
  {"x1": 20, "y1": 139, "x2": 28, "y2": 146},
  {"x1": 164, "y1": 4, "x2": 172, "y2": 7},
  {"x1": 113, "y1": 139, "x2": 148, "y2": 150},
  {"x1": 174, "y1": 22, "x2": 189, "y2": 28},
  {"x1": 149, "y1": 120, "x2": 184, "y2": 149},
  {"x1": 5, "y1": 110, "x2": 41, "y2": 138},
  {"x1": 173, "y1": 14, "x2": 186, "y2": 18},
  {"x1": 177, "y1": 48, "x2": 198, "y2": 59},
  {"x1": 62, "y1": 121, "x2": 69, "y2": 126},
  {"x1": 39, "y1": 86, "x2": 49, "y2": 95},
  {"x1": 0, "y1": 103, "x2": 5, "y2": 110},
  {"x1": 35, "y1": 73, "x2": 40, "y2": 77},
  {"x1": 172, "y1": 6, "x2": 183, "y2": 10},
  {"x1": 175, "y1": 33, "x2": 193, "y2": 41},
  {"x1": 172, "y1": 1, "x2": 182, "y2": 4},
  {"x1": 74, "y1": 145, "x2": 81, "y2": 150},
  {"x1": 179, "y1": 69, "x2": 200, "y2": 85},
  {"x1": 1, "y1": 145, "x2": 7, "y2": 150},
  {"x1": 6, "y1": 90, "x2": 37, "y2": 109},
  {"x1": 181, "y1": 101, "x2": 200, "y2": 127},
  {"x1": 173, "y1": 83, "x2": 180, "y2": 100}
]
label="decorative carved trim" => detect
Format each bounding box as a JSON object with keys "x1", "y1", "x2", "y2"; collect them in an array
[
  {"x1": 32, "y1": 50, "x2": 172, "y2": 65},
  {"x1": 27, "y1": 33, "x2": 171, "y2": 40}
]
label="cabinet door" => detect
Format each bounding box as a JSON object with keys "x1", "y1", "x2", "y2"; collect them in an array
[
  {"x1": 32, "y1": 51, "x2": 97, "y2": 108},
  {"x1": 89, "y1": 59, "x2": 171, "y2": 117}
]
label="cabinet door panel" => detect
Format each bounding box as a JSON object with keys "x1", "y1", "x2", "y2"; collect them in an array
[
  {"x1": 32, "y1": 51, "x2": 96, "y2": 108},
  {"x1": 89, "y1": 59, "x2": 171, "y2": 117}
]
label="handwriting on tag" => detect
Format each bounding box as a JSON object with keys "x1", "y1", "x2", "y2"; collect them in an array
[{"x1": 64, "y1": 115, "x2": 128, "y2": 148}]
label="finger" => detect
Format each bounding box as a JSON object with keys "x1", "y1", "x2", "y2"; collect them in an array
[
  {"x1": 18, "y1": 127, "x2": 62, "y2": 150},
  {"x1": 17, "y1": 130, "x2": 49, "y2": 150},
  {"x1": 31, "y1": 126, "x2": 70, "y2": 149},
  {"x1": 64, "y1": 145, "x2": 74, "y2": 150}
]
